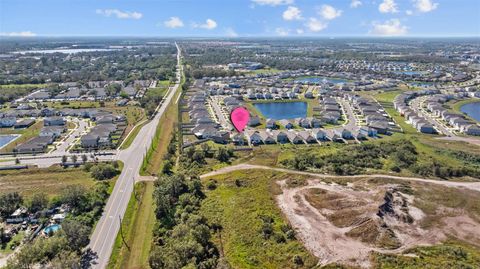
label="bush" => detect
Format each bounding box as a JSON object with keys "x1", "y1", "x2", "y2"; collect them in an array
[{"x1": 90, "y1": 163, "x2": 118, "y2": 180}]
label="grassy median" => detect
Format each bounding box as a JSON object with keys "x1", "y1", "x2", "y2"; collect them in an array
[{"x1": 107, "y1": 181, "x2": 156, "y2": 269}]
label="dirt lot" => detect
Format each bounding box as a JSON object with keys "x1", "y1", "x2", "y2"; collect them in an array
[{"x1": 276, "y1": 177, "x2": 480, "y2": 268}]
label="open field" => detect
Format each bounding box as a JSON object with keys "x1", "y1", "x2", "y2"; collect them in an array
[
  {"x1": 0, "y1": 166, "x2": 97, "y2": 198},
  {"x1": 201, "y1": 169, "x2": 319, "y2": 269},
  {"x1": 45, "y1": 101, "x2": 101, "y2": 109},
  {"x1": 107, "y1": 181, "x2": 155, "y2": 269},
  {"x1": 0, "y1": 83, "x2": 52, "y2": 89},
  {"x1": 202, "y1": 168, "x2": 480, "y2": 268}
]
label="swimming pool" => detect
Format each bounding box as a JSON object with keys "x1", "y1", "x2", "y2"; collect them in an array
[
  {"x1": 43, "y1": 224, "x2": 61, "y2": 234},
  {"x1": 0, "y1": 135, "x2": 19, "y2": 149}
]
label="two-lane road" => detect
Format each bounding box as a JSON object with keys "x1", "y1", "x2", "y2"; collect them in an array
[{"x1": 87, "y1": 42, "x2": 182, "y2": 268}]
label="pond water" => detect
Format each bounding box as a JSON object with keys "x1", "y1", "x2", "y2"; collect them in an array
[
  {"x1": 393, "y1": 71, "x2": 424, "y2": 76},
  {"x1": 13, "y1": 48, "x2": 117, "y2": 54},
  {"x1": 294, "y1": 76, "x2": 348, "y2": 84},
  {"x1": 254, "y1": 102, "x2": 307, "y2": 120},
  {"x1": 0, "y1": 135, "x2": 19, "y2": 149},
  {"x1": 460, "y1": 101, "x2": 480, "y2": 122}
]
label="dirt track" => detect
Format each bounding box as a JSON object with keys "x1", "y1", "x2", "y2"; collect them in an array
[{"x1": 201, "y1": 163, "x2": 480, "y2": 192}]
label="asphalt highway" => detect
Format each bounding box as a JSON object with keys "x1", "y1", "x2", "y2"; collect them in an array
[{"x1": 87, "y1": 42, "x2": 182, "y2": 268}]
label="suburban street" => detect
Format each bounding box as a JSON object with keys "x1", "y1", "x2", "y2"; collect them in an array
[{"x1": 87, "y1": 42, "x2": 182, "y2": 268}]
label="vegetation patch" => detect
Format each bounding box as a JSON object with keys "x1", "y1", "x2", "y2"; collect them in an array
[{"x1": 200, "y1": 170, "x2": 318, "y2": 269}]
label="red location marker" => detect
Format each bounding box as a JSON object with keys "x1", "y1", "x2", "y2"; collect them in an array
[{"x1": 230, "y1": 107, "x2": 250, "y2": 132}]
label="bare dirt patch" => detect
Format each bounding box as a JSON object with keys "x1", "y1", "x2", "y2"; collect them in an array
[{"x1": 276, "y1": 178, "x2": 480, "y2": 268}]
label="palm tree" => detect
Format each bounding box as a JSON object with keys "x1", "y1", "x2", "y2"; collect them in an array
[{"x1": 81, "y1": 154, "x2": 88, "y2": 164}]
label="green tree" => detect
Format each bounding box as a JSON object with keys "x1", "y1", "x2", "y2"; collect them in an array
[
  {"x1": 0, "y1": 192, "x2": 23, "y2": 217},
  {"x1": 61, "y1": 219, "x2": 92, "y2": 250},
  {"x1": 27, "y1": 192, "x2": 49, "y2": 213},
  {"x1": 50, "y1": 251, "x2": 81, "y2": 269},
  {"x1": 60, "y1": 185, "x2": 88, "y2": 212},
  {"x1": 71, "y1": 155, "x2": 78, "y2": 164}
]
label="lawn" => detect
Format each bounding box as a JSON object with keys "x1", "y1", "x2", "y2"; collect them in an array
[
  {"x1": 0, "y1": 83, "x2": 51, "y2": 89},
  {"x1": 107, "y1": 181, "x2": 156, "y2": 269},
  {"x1": 201, "y1": 169, "x2": 319, "y2": 269},
  {"x1": 45, "y1": 101, "x2": 101, "y2": 109},
  {"x1": 103, "y1": 105, "x2": 146, "y2": 142},
  {"x1": 0, "y1": 166, "x2": 97, "y2": 198},
  {"x1": 119, "y1": 120, "x2": 148, "y2": 150}
]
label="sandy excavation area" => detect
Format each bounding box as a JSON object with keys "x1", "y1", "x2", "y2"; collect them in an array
[{"x1": 276, "y1": 177, "x2": 480, "y2": 268}]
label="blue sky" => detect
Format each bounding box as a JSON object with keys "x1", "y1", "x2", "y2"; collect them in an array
[{"x1": 0, "y1": 0, "x2": 479, "y2": 37}]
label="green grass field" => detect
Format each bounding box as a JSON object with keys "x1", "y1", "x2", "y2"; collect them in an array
[
  {"x1": 201, "y1": 169, "x2": 319, "y2": 269},
  {"x1": 0, "y1": 166, "x2": 96, "y2": 198},
  {"x1": 107, "y1": 181, "x2": 156, "y2": 269}
]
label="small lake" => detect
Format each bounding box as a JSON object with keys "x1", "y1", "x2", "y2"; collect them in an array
[
  {"x1": 294, "y1": 76, "x2": 348, "y2": 84},
  {"x1": 13, "y1": 48, "x2": 118, "y2": 54},
  {"x1": 460, "y1": 101, "x2": 480, "y2": 122},
  {"x1": 393, "y1": 71, "x2": 424, "y2": 76},
  {"x1": 254, "y1": 102, "x2": 307, "y2": 120},
  {"x1": 0, "y1": 135, "x2": 19, "y2": 149}
]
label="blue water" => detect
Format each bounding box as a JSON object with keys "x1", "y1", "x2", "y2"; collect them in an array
[
  {"x1": 0, "y1": 135, "x2": 18, "y2": 148},
  {"x1": 294, "y1": 77, "x2": 348, "y2": 84},
  {"x1": 394, "y1": 71, "x2": 424, "y2": 75},
  {"x1": 43, "y1": 224, "x2": 61, "y2": 234},
  {"x1": 460, "y1": 102, "x2": 480, "y2": 122},
  {"x1": 254, "y1": 102, "x2": 307, "y2": 120}
]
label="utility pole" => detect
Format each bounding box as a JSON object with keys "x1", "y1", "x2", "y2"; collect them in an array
[
  {"x1": 132, "y1": 178, "x2": 140, "y2": 202},
  {"x1": 118, "y1": 215, "x2": 130, "y2": 251}
]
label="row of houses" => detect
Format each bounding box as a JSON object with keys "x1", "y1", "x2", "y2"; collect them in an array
[
  {"x1": 243, "y1": 127, "x2": 377, "y2": 146},
  {"x1": 346, "y1": 94, "x2": 391, "y2": 134},
  {"x1": 394, "y1": 90, "x2": 439, "y2": 134},
  {"x1": 317, "y1": 97, "x2": 343, "y2": 124},
  {"x1": 424, "y1": 95, "x2": 480, "y2": 136},
  {"x1": 14, "y1": 118, "x2": 67, "y2": 153},
  {"x1": 24, "y1": 80, "x2": 153, "y2": 101},
  {"x1": 185, "y1": 90, "x2": 229, "y2": 144}
]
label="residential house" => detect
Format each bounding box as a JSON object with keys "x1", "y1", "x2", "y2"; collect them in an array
[{"x1": 44, "y1": 117, "x2": 65, "y2": 126}]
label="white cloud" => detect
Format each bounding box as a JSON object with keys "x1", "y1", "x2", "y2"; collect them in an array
[
  {"x1": 319, "y1": 5, "x2": 342, "y2": 20},
  {"x1": 370, "y1": 19, "x2": 408, "y2": 36},
  {"x1": 164, "y1": 17, "x2": 184, "y2": 28},
  {"x1": 193, "y1": 19, "x2": 218, "y2": 30},
  {"x1": 96, "y1": 9, "x2": 143, "y2": 19},
  {"x1": 306, "y1": 18, "x2": 328, "y2": 32},
  {"x1": 406, "y1": 10, "x2": 413, "y2": 15},
  {"x1": 378, "y1": 0, "x2": 398, "y2": 13},
  {"x1": 414, "y1": 0, "x2": 438, "y2": 13},
  {"x1": 296, "y1": 28, "x2": 304, "y2": 34},
  {"x1": 251, "y1": 0, "x2": 293, "y2": 6},
  {"x1": 225, "y1": 27, "x2": 239, "y2": 37},
  {"x1": 0, "y1": 31, "x2": 37, "y2": 37},
  {"x1": 283, "y1": 6, "x2": 303, "y2": 21},
  {"x1": 350, "y1": 0, "x2": 362, "y2": 8},
  {"x1": 275, "y1": 27, "x2": 289, "y2": 36}
]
